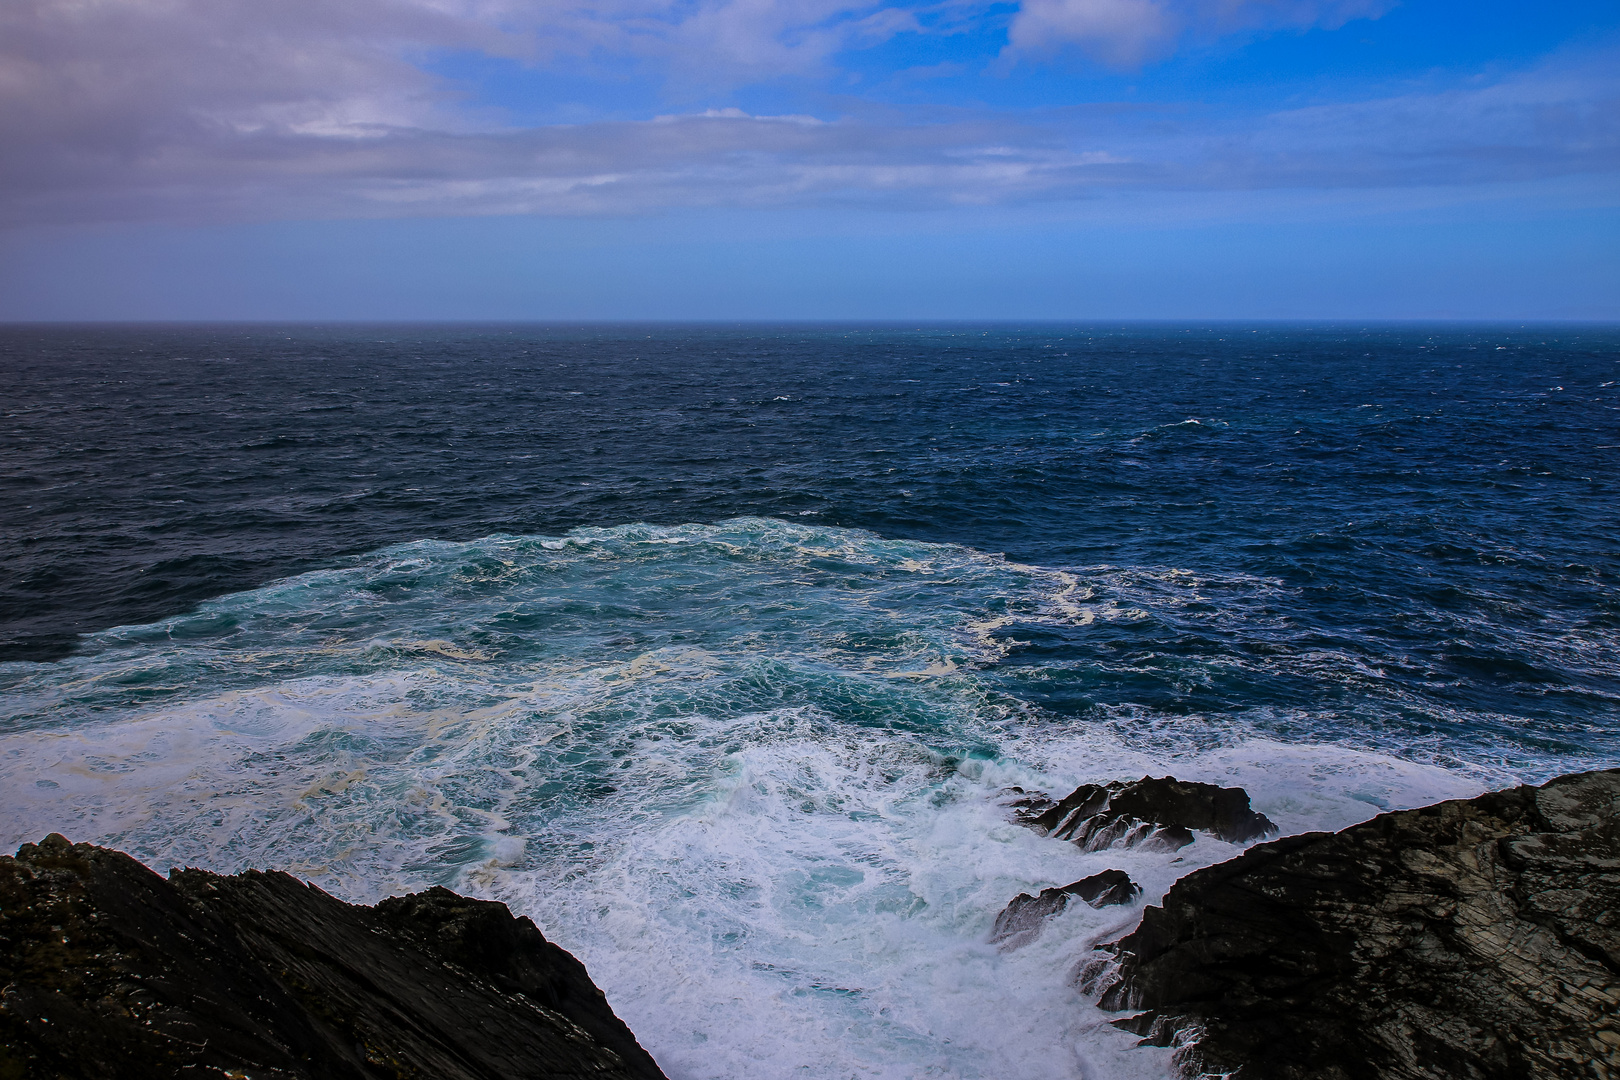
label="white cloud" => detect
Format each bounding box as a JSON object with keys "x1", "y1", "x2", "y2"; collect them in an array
[
  {"x1": 0, "y1": 0, "x2": 1614, "y2": 226},
  {"x1": 1007, "y1": 0, "x2": 1172, "y2": 66},
  {"x1": 1005, "y1": 0, "x2": 1391, "y2": 66}
]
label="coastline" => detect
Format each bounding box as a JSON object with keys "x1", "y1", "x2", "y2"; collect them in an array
[{"x1": 6, "y1": 769, "x2": 1616, "y2": 1078}]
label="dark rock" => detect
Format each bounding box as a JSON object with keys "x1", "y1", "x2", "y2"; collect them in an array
[
  {"x1": 0, "y1": 833, "x2": 667, "y2": 1080},
  {"x1": 1091, "y1": 769, "x2": 1620, "y2": 1080},
  {"x1": 1012, "y1": 776, "x2": 1277, "y2": 852},
  {"x1": 990, "y1": 869, "x2": 1142, "y2": 949}
]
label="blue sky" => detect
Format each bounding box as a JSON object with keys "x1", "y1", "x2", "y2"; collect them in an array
[{"x1": 1, "y1": 0, "x2": 1616, "y2": 319}]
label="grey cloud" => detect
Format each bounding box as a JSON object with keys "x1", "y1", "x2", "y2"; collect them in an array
[
  {"x1": 1, "y1": 0, "x2": 1615, "y2": 227},
  {"x1": 1004, "y1": 0, "x2": 1391, "y2": 66}
]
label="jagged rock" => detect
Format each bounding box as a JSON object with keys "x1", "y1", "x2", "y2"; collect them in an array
[
  {"x1": 990, "y1": 869, "x2": 1142, "y2": 949},
  {"x1": 1009, "y1": 776, "x2": 1277, "y2": 852},
  {"x1": 0, "y1": 834, "x2": 667, "y2": 1080},
  {"x1": 1090, "y1": 769, "x2": 1620, "y2": 1080}
]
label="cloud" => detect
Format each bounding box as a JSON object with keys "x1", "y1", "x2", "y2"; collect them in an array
[
  {"x1": 0, "y1": 0, "x2": 1615, "y2": 227},
  {"x1": 1007, "y1": 0, "x2": 1173, "y2": 66},
  {"x1": 1228, "y1": 60, "x2": 1620, "y2": 189},
  {"x1": 0, "y1": 0, "x2": 926, "y2": 146},
  {"x1": 0, "y1": 104, "x2": 1128, "y2": 224},
  {"x1": 1005, "y1": 0, "x2": 1391, "y2": 66}
]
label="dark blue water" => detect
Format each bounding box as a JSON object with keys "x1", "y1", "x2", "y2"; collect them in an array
[
  {"x1": 2, "y1": 323, "x2": 1618, "y2": 1079},
  {"x1": 5, "y1": 323, "x2": 1617, "y2": 760}
]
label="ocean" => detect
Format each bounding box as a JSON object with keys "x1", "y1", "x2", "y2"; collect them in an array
[{"x1": 2, "y1": 323, "x2": 1617, "y2": 1078}]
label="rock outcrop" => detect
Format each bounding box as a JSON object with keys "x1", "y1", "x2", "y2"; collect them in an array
[
  {"x1": 0, "y1": 834, "x2": 667, "y2": 1080},
  {"x1": 1010, "y1": 776, "x2": 1277, "y2": 852},
  {"x1": 991, "y1": 869, "x2": 1141, "y2": 949},
  {"x1": 1087, "y1": 769, "x2": 1620, "y2": 1080}
]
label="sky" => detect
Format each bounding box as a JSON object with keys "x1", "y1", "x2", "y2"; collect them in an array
[{"x1": 0, "y1": 0, "x2": 1616, "y2": 319}]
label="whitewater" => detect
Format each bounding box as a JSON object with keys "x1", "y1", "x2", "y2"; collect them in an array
[
  {"x1": 0, "y1": 520, "x2": 1509, "y2": 1079},
  {"x1": 2, "y1": 323, "x2": 1616, "y2": 1078}
]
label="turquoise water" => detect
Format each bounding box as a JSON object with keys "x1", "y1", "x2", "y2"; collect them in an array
[
  {"x1": 0, "y1": 519, "x2": 1492, "y2": 1079},
  {"x1": 2, "y1": 323, "x2": 1617, "y2": 1077}
]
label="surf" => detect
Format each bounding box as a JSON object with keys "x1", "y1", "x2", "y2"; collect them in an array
[{"x1": 0, "y1": 518, "x2": 1519, "y2": 1079}]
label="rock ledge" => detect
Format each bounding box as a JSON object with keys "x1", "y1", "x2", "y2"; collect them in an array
[
  {"x1": 991, "y1": 869, "x2": 1141, "y2": 949},
  {"x1": 0, "y1": 834, "x2": 667, "y2": 1080},
  {"x1": 1089, "y1": 769, "x2": 1620, "y2": 1080},
  {"x1": 1011, "y1": 776, "x2": 1278, "y2": 852}
]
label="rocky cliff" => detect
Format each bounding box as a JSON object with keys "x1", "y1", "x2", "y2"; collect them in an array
[
  {"x1": 0, "y1": 834, "x2": 667, "y2": 1080},
  {"x1": 1087, "y1": 769, "x2": 1620, "y2": 1080}
]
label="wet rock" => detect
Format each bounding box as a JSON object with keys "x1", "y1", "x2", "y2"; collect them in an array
[
  {"x1": 1090, "y1": 769, "x2": 1620, "y2": 1080},
  {"x1": 990, "y1": 869, "x2": 1142, "y2": 949},
  {"x1": 1010, "y1": 776, "x2": 1277, "y2": 852},
  {"x1": 0, "y1": 834, "x2": 667, "y2": 1080}
]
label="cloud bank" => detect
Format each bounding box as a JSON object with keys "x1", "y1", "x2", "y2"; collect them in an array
[{"x1": 1, "y1": 0, "x2": 1616, "y2": 226}]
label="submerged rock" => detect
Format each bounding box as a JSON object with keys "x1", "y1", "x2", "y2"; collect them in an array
[
  {"x1": 990, "y1": 869, "x2": 1142, "y2": 949},
  {"x1": 0, "y1": 834, "x2": 667, "y2": 1080},
  {"x1": 1090, "y1": 769, "x2": 1620, "y2": 1080},
  {"x1": 1010, "y1": 776, "x2": 1277, "y2": 852}
]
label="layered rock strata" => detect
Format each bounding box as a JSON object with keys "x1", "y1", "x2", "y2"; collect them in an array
[
  {"x1": 0, "y1": 834, "x2": 667, "y2": 1080},
  {"x1": 991, "y1": 868, "x2": 1142, "y2": 949},
  {"x1": 1010, "y1": 776, "x2": 1278, "y2": 852},
  {"x1": 1088, "y1": 769, "x2": 1620, "y2": 1080}
]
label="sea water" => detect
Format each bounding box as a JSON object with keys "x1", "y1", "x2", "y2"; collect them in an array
[{"x1": 2, "y1": 324, "x2": 1617, "y2": 1078}]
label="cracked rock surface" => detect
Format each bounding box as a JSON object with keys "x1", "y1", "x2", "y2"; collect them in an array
[
  {"x1": 1092, "y1": 769, "x2": 1620, "y2": 1080},
  {"x1": 0, "y1": 834, "x2": 667, "y2": 1080}
]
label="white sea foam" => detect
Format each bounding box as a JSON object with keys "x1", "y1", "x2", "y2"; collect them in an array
[
  {"x1": 0, "y1": 519, "x2": 1563, "y2": 1079},
  {"x1": 0, "y1": 680, "x2": 1480, "y2": 1079}
]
